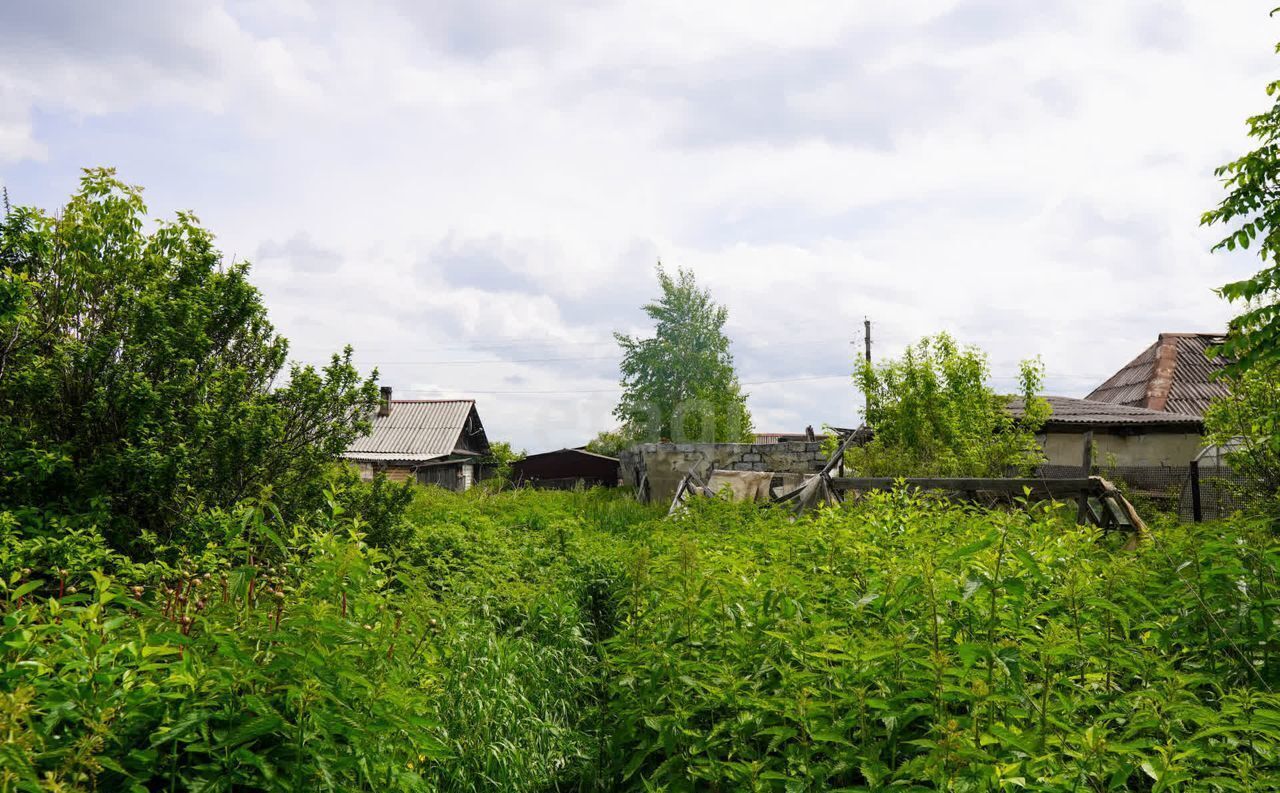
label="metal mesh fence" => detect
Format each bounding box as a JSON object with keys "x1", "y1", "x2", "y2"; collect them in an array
[{"x1": 1035, "y1": 463, "x2": 1254, "y2": 521}]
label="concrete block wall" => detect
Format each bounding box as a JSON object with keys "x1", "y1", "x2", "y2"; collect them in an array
[{"x1": 619, "y1": 442, "x2": 828, "y2": 504}]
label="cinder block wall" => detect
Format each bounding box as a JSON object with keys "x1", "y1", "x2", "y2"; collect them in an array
[{"x1": 619, "y1": 442, "x2": 827, "y2": 504}]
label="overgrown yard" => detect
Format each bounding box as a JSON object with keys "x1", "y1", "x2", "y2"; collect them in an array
[{"x1": 4, "y1": 487, "x2": 1280, "y2": 791}]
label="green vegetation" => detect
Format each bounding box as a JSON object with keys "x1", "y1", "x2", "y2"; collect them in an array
[
  {"x1": 613, "y1": 265, "x2": 753, "y2": 444},
  {"x1": 847, "y1": 333, "x2": 1050, "y2": 477},
  {"x1": 0, "y1": 486, "x2": 650, "y2": 792},
  {"x1": 1202, "y1": 43, "x2": 1280, "y2": 375},
  {"x1": 1204, "y1": 363, "x2": 1280, "y2": 516},
  {"x1": 4, "y1": 168, "x2": 1279, "y2": 791},
  {"x1": 481, "y1": 440, "x2": 525, "y2": 487},
  {"x1": 586, "y1": 427, "x2": 635, "y2": 458},
  {"x1": 7, "y1": 486, "x2": 1280, "y2": 790},
  {"x1": 0, "y1": 169, "x2": 378, "y2": 557},
  {"x1": 1201, "y1": 41, "x2": 1280, "y2": 522}
]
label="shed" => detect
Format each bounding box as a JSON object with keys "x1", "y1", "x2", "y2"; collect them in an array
[
  {"x1": 1009, "y1": 395, "x2": 1204, "y2": 467},
  {"x1": 343, "y1": 388, "x2": 491, "y2": 491},
  {"x1": 512, "y1": 448, "x2": 620, "y2": 489},
  {"x1": 1086, "y1": 332, "x2": 1229, "y2": 417}
]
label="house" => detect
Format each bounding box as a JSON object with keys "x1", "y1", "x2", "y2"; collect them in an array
[
  {"x1": 1086, "y1": 332, "x2": 1229, "y2": 417},
  {"x1": 511, "y1": 447, "x2": 620, "y2": 489},
  {"x1": 343, "y1": 387, "x2": 491, "y2": 491},
  {"x1": 1009, "y1": 395, "x2": 1204, "y2": 468}
]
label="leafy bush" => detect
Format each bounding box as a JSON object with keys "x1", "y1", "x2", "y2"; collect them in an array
[
  {"x1": 329, "y1": 465, "x2": 416, "y2": 549},
  {"x1": 585, "y1": 427, "x2": 637, "y2": 458},
  {"x1": 474, "y1": 440, "x2": 524, "y2": 491},
  {"x1": 0, "y1": 487, "x2": 658, "y2": 792},
  {"x1": 0, "y1": 503, "x2": 447, "y2": 791},
  {"x1": 604, "y1": 493, "x2": 1280, "y2": 790},
  {"x1": 849, "y1": 333, "x2": 1050, "y2": 477},
  {"x1": 0, "y1": 169, "x2": 379, "y2": 554},
  {"x1": 1204, "y1": 364, "x2": 1280, "y2": 519},
  {"x1": 6, "y1": 484, "x2": 1280, "y2": 790}
]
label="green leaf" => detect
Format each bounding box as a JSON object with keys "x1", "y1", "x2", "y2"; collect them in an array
[
  {"x1": 947, "y1": 533, "x2": 998, "y2": 562},
  {"x1": 9, "y1": 579, "x2": 43, "y2": 601},
  {"x1": 225, "y1": 714, "x2": 284, "y2": 747}
]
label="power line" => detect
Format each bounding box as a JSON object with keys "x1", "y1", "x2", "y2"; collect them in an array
[
  {"x1": 293, "y1": 353, "x2": 1111, "y2": 382},
  {"x1": 296, "y1": 355, "x2": 619, "y2": 365},
  {"x1": 290, "y1": 339, "x2": 619, "y2": 353},
  {"x1": 399, "y1": 373, "x2": 853, "y2": 397}
]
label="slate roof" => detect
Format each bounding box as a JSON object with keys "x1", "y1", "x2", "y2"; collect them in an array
[
  {"x1": 1086, "y1": 333, "x2": 1229, "y2": 417},
  {"x1": 344, "y1": 400, "x2": 486, "y2": 463},
  {"x1": 1009, "y1": 395, "x2": 1203, "y2": 431}
]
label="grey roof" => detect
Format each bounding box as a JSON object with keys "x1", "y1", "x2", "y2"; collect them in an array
[
  {"x1": 1086, "y1": 333, "x2": 1229, "y2": 417},
  {"x1": 344, "y1": 400, "x2": 483, "y2": 463},
  {"x1": 1009, "y1": 395, "x2": 1203, "y2": 430}
]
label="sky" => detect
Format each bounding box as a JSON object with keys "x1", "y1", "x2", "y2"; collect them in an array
[{"x1": 1, "y1": 1, "x2": 1276, "y2": 451}]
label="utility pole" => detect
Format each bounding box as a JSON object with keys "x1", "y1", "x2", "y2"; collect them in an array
[
  {"x1": 863, "y1": 317, "x2": 871, "y2": 365},
  {"x1": 862, "y1": 317, "x2": 872, "y2": 423}
]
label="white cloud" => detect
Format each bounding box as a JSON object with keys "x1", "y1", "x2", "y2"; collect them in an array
[{"x1": 0, "y1": 0, "x2": 1275, "y2": 448}]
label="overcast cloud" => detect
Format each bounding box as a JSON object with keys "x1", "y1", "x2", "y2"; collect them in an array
[{"x1": 1, "y1": 1, "x2": 1274, "y2": 450}]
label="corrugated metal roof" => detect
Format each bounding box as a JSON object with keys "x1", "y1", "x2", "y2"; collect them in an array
[
  {"x1": 521, "y1": 448, "x2": 620, "y2": 462},
  {"x1": 1085, "y1": 333, "x2": 1229, "y2": 417},
  {"x1": 1009, "y1": 395, "x2": 1203, "y2": 429},
  {"x1": 344, "y1": 400, "x2": 477, "y2": 462},
  {"x1": 1087, "y1": 340, "x2": 1158, "y2": 407},
  {"x1": 340, "y1": 451, "x2": 446, "y2": 463},
  {"x1": 1165, "y1": 335, "x2": 1231, "y2": 416}
]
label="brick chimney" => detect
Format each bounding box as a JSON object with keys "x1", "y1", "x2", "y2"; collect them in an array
[{"x1": 378, "y1": 386, "x2": 392, "y2": 417}]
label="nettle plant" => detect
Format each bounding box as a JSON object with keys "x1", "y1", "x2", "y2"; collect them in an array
[
  {"x1": 0, "y1": 492, "x2": 448, "y2": 792},
  {"x1": 603, "y1": 492, "x2": 1280, "y2": 791}
]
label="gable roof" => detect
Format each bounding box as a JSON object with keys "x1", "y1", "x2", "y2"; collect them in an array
[
  {"x1": 1086, "y1": 332, "x2": 1229, "y2": 417},
  {"x1": 1009, "y1": 395, "x2": 1203, "y2": 432},
  {"x1": 344, "y1": 399, "x2": 488, "y2": 463},
  {"x1": 520, "y1": 447, "x2": 620, "y2": 463}
]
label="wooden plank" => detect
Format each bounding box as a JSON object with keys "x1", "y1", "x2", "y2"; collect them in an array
[
  {"x1": 828, "y1": 477, "x2": 1098, "y2": 496},
  {"x1": 667, "y1": 474, "x2": 690, "y2": 515},
  {"x1": 821, "y1": 429, "x2": 862, "y2": 477}
]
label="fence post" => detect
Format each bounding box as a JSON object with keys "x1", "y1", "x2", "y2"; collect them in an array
[
  {"x1": 1076, "y1": 431, "x2": 1093, "y2": 525},
  {"x1": 1189, "y1": 459, "x2": 1202, "y2": 523}
]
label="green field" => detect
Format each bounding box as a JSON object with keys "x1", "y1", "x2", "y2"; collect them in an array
[{"x1": 4, "y1": 487, "x2": 1280, "y2": 791}]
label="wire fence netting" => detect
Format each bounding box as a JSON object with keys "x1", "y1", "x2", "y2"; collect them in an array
[{"x1": 1036, "y1": 463, "x2": 1255, "y2": 521}]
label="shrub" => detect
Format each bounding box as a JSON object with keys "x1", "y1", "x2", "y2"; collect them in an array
[
  {"x1": 0, "y1": 506, "x2": 447, "y2": 791},
  {"x1": 1204, "y1": 364, "x2": 1280, "y2": 519},
  {"x1": 849, "y1": 333, "x2": 1050, "y2": 477},
  {"x1": 0, "y1": 169, "x2": 379, "y2": 555},
  {"x1": 604, "y1": 493, "x2": 1280, "y2": 790}
]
